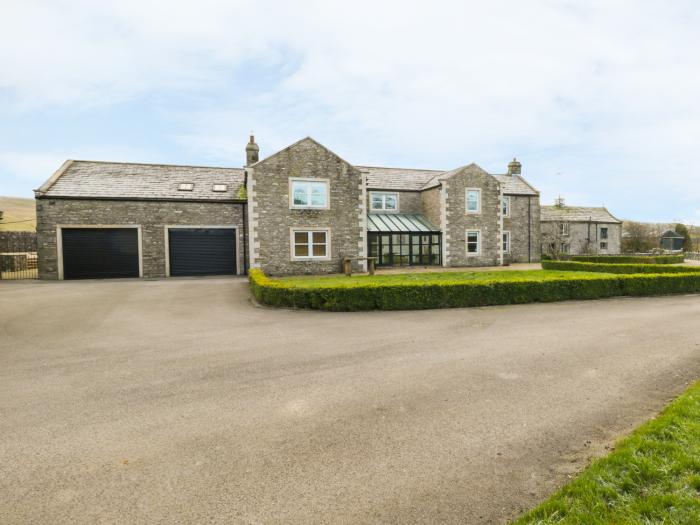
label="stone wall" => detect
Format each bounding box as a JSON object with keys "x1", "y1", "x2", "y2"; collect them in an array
[
  {"x1": 503, "y1": 194, "x2": 541, "y2": 263},
  {"x1": 541, "y1": 221, "x2": 621, "y2": 255},
  {"x1": 36, "y1": 198, "x2": 246, "y2": 279},
  {"x1": 249, "y1": 138, "x2": 363, "y2": 275},
  {"x1": 443, "y1": 165, "x2": 501, "y2": 267},
  {"x1": 420, "y1": 187, "x2": 442, "y2": 229}
]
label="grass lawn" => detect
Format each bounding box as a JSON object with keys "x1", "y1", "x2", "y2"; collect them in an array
[
  {"x1": 0, "y1": 195, "x2": 36, "y2": 231},
  {"x1": 276, "y1": 269, "x2": 613, "y2": 288},
  {"x1": 515, "y1": 381, "x2": 700, "y2": 524}
]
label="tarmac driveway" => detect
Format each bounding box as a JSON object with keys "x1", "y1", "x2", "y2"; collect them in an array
[{"x1": 1, "y1": 277, "x2": 700, "y2": 524}]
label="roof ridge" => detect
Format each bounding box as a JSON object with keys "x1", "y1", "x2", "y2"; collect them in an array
[
  {"x1": 357, "y1": 165, "x2": 445, "y2": 172},
  {"x1": 70, "y1": 159, "x2": 245, "y2": 171}
]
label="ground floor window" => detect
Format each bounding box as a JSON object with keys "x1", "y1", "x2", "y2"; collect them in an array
[
  {"x1": 502, "y1": 231, "x2": 510, "y2": 254},
  {"x1": 560, "y1": 242, "x2": 570, "y2": 254},
  {"x1": 292, "y1": 230, "x2": 329, "y2": 259},
  {"x1": 466, "y1": 231, "x2": 480, "y2": 255},
  {"x1": 368, "y1": 232, "x2": 441, "y2": 266},
  {"x1": 600, "y1": 242, "x2": 608, "y2": 250}
]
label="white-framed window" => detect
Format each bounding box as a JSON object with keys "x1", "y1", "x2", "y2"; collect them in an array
[
  {"x1": 370, "y1": 192, "x2": 398, "y2": 211},
  {"x1": 291, "y1": 229, "x2": 330, "y2": 259},
  {"x1": 290, "y1": 179, "x2": 329, "y2": 209},
  {"x1": 600, "y1": 241, "x2": 608, "y2": 250},
  {"x1": 466, "y1": 230, "x2": 481, "y2": 255},
  {"x1": 502, "y1": 196, "x2": 510, "y2": 217},
  {"x1": 559, "y1": 223, "x2": 570, "y2": 236},
  {"x1": 560, "y1": 242, "x2": 570, "y2": 254},
  {"x1": 503, "y1": 231, "x2": 510, "y2": 254},
  {"x1": 466, "y1": 188, "x2": 481, "y2": 214}
]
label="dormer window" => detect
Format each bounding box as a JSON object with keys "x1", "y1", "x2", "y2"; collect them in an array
[
  {"x1": 178, "y1": 183, "x2": 194, "y2": 191},
  {"x1": 212, "y1": 184, "x2": 228, "y2": 192}
]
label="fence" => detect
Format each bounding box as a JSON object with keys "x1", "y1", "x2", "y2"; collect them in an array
[
  {"x1": 686, "y1": 252, "x2": 700, "y2": 261},
  {"x1": 0, "y1": 232, "x2": 38, "y2": 280}
]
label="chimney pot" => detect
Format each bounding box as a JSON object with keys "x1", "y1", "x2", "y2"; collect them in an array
[{"x1": 245, "y1": 133, "x2": 260, "y2": 166}]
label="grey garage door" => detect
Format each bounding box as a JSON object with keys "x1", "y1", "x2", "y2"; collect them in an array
[
  {"x1": 168, "y1": 228, "x2": 236, "y2": 277},
  {"x1": 62, "y1": 228, "x2": 139, "y2": 279}
]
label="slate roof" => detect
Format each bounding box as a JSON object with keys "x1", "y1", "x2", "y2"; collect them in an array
[
  {"x1": 36, "y1": 160, "x2": 245, "y2": 201},
  {"x1": 541, "y1": 205, "x2": 621, "y2": 223},
  {"x1": 367, "y1": 213, "x2": 439, "y2": 232},
  {"x1": 360, "y1": 165, "x2": 539, "y2": 195},
  {"x1": 493, "y1": 174, "x2": 539, "y2": 196},
  {"x1": 359, "y1": 166, "x2": 444, "y2": 191}
]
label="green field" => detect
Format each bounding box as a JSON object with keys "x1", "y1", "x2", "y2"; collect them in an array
[
  {"x1": 277, "y1": 269, "x2": 611, "y2": 288},
  {"x1": 0, "y1": 196, "x2": 36, "y2": 231}
]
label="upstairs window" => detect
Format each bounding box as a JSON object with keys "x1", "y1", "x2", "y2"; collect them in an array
[
  {"x1": 291, "y1": 179, "x2": 328, "y2": 209},
  {"x1": 502, "y1": 196, "x2": 510, "y2": 217},
  {"x1": 600, "y1": 227, "x2": 608, "y2": 239},
  {"x1": 370, "y1": 192, "x2": 398, "y2": 211},
  {"x1": 466, "y1": 189, "x2": 481, "y2": 214},
  {"x1": 559, "y1": 223, "x2": 570, "y2": 236},
  {"x1": 178, "y1": 183, "x2": 194, "y2": 191}
]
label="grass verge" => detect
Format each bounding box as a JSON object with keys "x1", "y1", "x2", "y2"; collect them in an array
[{"x1": 514, "y1": 381, "x2": 700, "y2": 524}]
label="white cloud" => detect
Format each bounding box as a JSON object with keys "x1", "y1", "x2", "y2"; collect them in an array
[{"x1": 1, "y1": 0, "x2": 699, "y2": 220}]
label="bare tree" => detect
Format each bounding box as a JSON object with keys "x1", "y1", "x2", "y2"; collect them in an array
[{"x1": 622, "y1": 221, "x2": 655, "y2": 253}]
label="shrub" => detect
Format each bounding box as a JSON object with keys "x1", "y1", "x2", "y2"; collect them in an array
[
  {"x1": 571, "y1": 254, "x2": 684, "y2": 264},
  {"x1": 248, "y1": 268, "x2": 700, "y2": 311},
  {"x1": 542, "y1": 260, "x2": 700, "y2": 275}
]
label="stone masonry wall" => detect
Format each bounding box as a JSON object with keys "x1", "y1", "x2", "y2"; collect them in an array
[
  {"x1": 249, "y1": 138, "x2": 363, "y2": 276},
  {"x1": 541, "y1": 221, "x2": 621, "y2": 255},
  {"x1": 503, "y1": 194, "x2": 541, "y2": 263},
  {"x1": 36, "y1": 198, "x2": 246, "y2": 279},
  {"x1": 443, "y1": 166, "x2": 501, "y2": 267},
  {"x1": 420, "y1": 187, "x2": 442, "y2": 230}
]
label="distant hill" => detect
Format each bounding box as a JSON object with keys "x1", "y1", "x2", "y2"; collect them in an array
[{"x1": 0, "y1": 196, "x2": 36, "y2": 231}]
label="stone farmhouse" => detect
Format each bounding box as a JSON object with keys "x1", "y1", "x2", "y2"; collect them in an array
[
  {"x1": 540, "y1": 200, "x2": 622, "y2": 256},
  {"x1": 35, "y1": 136, "x2": 542, "y2": 279}
]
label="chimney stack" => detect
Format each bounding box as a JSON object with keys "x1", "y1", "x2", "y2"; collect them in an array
[
  {"x1": 245, "y1": 133, "x2": 259, "y2": 166},
  {"x1": 507, "y1": 157, "x2": 521, "y2": 176}
]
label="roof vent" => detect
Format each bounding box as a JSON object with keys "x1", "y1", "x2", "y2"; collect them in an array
[
  {"x1": 178, "y1": 183, "x2": 194, "y2": 191},
  {"x1": 212, "y1": 184, "x2": 228, "y2": 192}
]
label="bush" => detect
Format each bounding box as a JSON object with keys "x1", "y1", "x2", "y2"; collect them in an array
[
  {"x1": 248, "y1": 268, "x2": 700, "y2": 311},
  {"x1": 571, "y1": 254, "x2": 684, "y2": 264},
  {"x1": 542, "y1": 260, "x2": 700, "y2": 275}
]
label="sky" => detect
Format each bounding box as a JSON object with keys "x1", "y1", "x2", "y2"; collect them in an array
[{"x1": 1, "y1": 0, "x2": 699, "y2": 223}]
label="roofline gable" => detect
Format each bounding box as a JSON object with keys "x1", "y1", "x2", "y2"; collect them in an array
[
  {"x1": 35, "y1": 159, "x2": 74, "y2": 195},
  {"x1": 250, "y1": 136, "x2": 357, "y2": 171}
]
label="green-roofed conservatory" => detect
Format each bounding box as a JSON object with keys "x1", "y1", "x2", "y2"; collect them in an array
[{"x1": 367, "y1": 213, "x2": 441, "y2": 266}]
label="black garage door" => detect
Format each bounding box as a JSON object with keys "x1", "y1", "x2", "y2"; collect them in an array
[
  {"x1": 168, "y1": 228, "x2": 236, "y2": 277},
  {"x1": 62, "y1": 228, "x2": 139, "y2": 279}
]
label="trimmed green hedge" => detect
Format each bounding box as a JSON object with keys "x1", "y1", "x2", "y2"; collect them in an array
[
  {"x1": 543, "y1": 260, "x2": 700, "y2": 274},
  {"x1": 249, "y1": 268, "x2": 700, "y2": 311},
  {"x1": 571, "y1": 254, "x2": 684, "y2": 264}
]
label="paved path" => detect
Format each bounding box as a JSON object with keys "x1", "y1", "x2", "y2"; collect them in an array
[{"x1": 1, "y1": 278, "x2": 699, "y2": 524}]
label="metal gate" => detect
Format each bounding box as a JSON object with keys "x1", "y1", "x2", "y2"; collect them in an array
[{"x1": 0, "y1": 232, "x2": 38, "y2": 280}]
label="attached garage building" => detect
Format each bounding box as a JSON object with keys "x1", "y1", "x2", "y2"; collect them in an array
[{"x1": 35, "y1": 160, "x2": 247, "y2": 280}]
